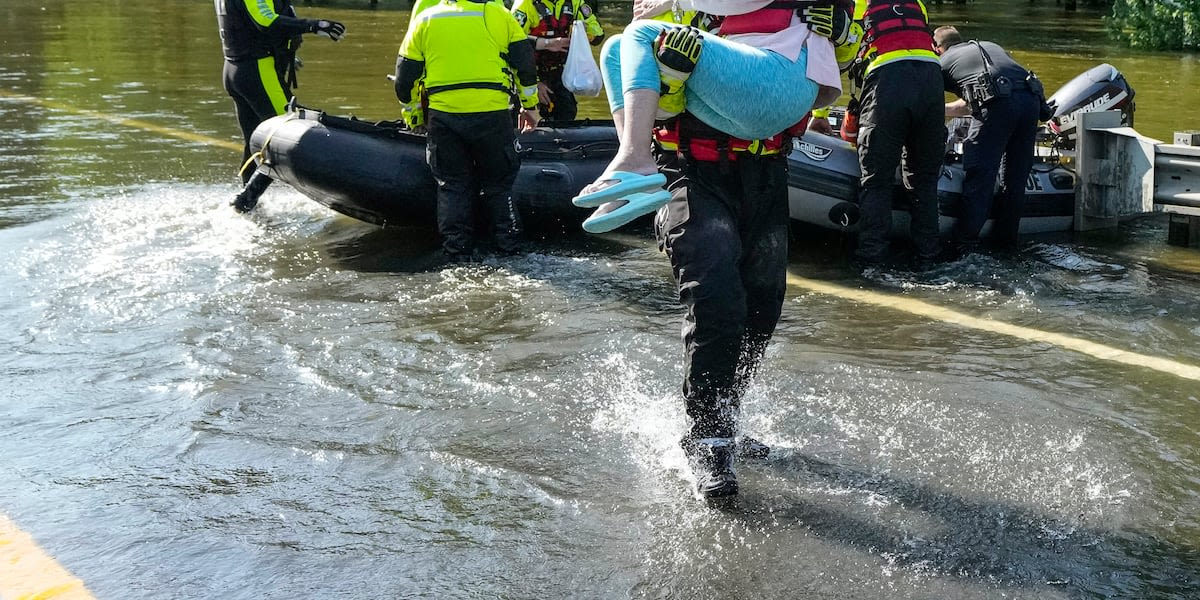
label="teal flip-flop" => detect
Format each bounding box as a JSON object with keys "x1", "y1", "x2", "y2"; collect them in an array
[
  {"x1": 581, "y1": 189, "x2": 673, "y2": 234},
  {"x1": 572, "y1": 171, "x2": 667, "y2": 208}
]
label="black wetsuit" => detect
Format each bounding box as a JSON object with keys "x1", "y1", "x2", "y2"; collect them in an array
[
  {"x1": 940, "y1": 40, "x2": 1042, "y2": 250},
  {"x1": 215, "y1": 0, "x2": 309, "y2": 182}
]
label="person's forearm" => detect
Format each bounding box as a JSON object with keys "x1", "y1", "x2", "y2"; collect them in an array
[
  {"x1": 945, "y1": 98, "x2": 970, "y2": 118},
  {"x1": 508, "y1": 39, "x2": 538, "y2": 88},
  {"x1": 394, "y1": 56, "x2": 425, "y2": 103},
  {"x1": 633, "y1": 0, "x2": 672, "y2": 19}
]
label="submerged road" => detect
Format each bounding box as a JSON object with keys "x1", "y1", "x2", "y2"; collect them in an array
[{"x1": 3, "y1": 91, "x2": 1200, "y2": 596}]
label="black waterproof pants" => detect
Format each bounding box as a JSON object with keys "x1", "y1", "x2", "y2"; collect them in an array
[
  {"x1": 538, "y1": 71, "x2": 579, "y2": 123},
  {"x1": 655, "y1": 152, "x2": 790, "y2": 439},
  {"x1": 855, "y1": 60, "x2": 946, "y2": 263},
  {"x1": 222, "y1": 56, "x2": 290, "y2": 183},
  {"x1": 426, "y1": 108, "x2": 523, "y2": 258},
  {"x1": 955, "y1": 89, "x2": 1042, "y2": 250}
]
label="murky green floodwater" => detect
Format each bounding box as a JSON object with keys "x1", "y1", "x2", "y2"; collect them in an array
[{"x1": 2, "y1": 1, "x2": 1199, "y2": 598}]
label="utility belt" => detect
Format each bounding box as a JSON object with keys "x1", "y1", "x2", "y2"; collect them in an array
[
  {"x1": 403, "y1": 80, "x2": 521, "y2": 129},
  {"x1": 653, "y1": 113, "x2": 807, "y2": 166}
]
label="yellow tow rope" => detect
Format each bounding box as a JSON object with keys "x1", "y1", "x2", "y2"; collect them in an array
[{"x1": 237, "y1": 112, "x2": 298, "y2": 180}]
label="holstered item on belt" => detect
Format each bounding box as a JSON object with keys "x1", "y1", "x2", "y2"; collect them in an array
[
  {"x1": 961, "y1": 71, "x2": 999, "y2": 114},
  {"x1": 1025, "y1": 71, "x2": 1055, "y2": 121},
  {"x1": 960, "y1": 41, "x2": 1012, "y2": 116}
]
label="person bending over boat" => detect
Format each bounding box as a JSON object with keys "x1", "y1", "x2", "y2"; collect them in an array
[
  {"x1": 394, "y1": 0, "x2": 540, "y2": 263},
  {"x1": 579, "y1": 0, "x2": 845, "y2": 500},
  {"x1": 216, "y1": 0, "x2": 346, "y2": 213},
  {"x1": 935, "y1": 25, "x2": 1047, "y2": 256},
  {"x1": 511, "y1": 0, "x2": 606, "y2": 122},
  {"x1": 844, "y1": 0, "x2": 943, "y2": 270}
]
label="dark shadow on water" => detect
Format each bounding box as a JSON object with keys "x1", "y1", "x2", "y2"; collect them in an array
[{"x1": 715, "y1": 450, "x2": 1200, "y2": 599}]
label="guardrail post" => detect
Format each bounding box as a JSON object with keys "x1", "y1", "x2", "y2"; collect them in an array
[
  {"x1": 1074, "y1": 110, "x2": 1158, "y2": 231},
  {"x1": 1175, "y1": 131, "x2": 1200, "y2": 146}
]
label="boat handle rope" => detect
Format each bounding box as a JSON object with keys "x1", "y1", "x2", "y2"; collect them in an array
[{"x1": 237, "y1": 112, "x2": 298, "y2": 180}]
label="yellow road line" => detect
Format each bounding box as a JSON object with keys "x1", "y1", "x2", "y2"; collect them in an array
[
  {"x1": 0, "y1": 89, "x2": 243, "y2": 152},
  {"x1": 0, "y1": 515, "x2": 95, "y2": 600},
  {"x1": 787, "y1": 271, "x2": 1200, "y2": 382}
]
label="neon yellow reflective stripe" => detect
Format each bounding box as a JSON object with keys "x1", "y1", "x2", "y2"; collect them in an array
[
  {"x1": 257, "y1": 56, "x2": 289, "y2": 114},
  {"x1": 427, "y1": 10, "x2": 486, "y2": 19},
  {"x1": 520, "y1": 84, "x2": 538, "y2": 107},
  {"x1": 866, "y1": 49, "x2": 939, "y2": 76},
  {"x1": 241, "y1": 0, "x2": 279, "y2": 27}
]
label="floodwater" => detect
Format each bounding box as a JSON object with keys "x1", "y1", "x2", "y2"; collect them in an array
[{"x1": 2, "y1": 1, "x2": 1199, "y2": 598}]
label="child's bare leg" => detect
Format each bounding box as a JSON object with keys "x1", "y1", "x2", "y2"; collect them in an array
[{"x1": 580, "y1": 88, "x2": 660, "y2": 194}]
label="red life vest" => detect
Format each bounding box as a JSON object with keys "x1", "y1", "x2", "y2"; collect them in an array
[
  {"x1": 719, "y1": 6, "x2": 793, "y2": 36},
  {"x1": 720, "y1": 0, "x2": 849, "y2": 36},
  {"x1": 861, "y1": 0, "x2": 934, "y2": 57},
  {"x1": 654, "y1": 113, "x2": 811, "y2": 163},
  {"x1": 529, "y1": 0, "x2": 576, "y2": 73},
  {"x1": 528, "y1": 0, "x2": 574, "y2": 38}
]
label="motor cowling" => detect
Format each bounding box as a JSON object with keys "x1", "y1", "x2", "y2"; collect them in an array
[{"x1": 1045, "y1": 63, "x2": 1136, "y2": 148}]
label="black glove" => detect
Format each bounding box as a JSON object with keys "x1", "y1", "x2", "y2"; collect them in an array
[
  {"x1": 656, "y1": 26, "x2": 703, "y2": 77},
  {"x1": 310, "y1": 20, "x2": 346, "y2": 41},
  {"x1": 801, "y1": 4, "x2": 835, "y2": 39}
]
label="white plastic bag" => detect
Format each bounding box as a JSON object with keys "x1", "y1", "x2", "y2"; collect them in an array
[{"x1": 562, "y1": 20, "x2": 603, "y2": 97}]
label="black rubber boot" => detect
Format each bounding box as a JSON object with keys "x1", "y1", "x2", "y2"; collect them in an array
[
  {"x1": 685, "y1": 433, "x2": 769, "y2": 459},
  {"x1": 232, "y1": 169, "x2": 273, "y2": 213},
  {"x1": 683, "y1": 437, "x2": 737, "y2": 499},
  {"x1": 737, "y1": 435, "x2": 770, "y2": 459}
]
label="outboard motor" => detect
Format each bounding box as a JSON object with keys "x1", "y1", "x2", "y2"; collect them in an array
[{"x1": 1045, "y1": 63, "x2": 1136, "y2": 148}]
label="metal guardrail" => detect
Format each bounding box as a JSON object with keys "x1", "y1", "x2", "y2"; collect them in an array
[
  {"x1": 1075, "y1": 111, "x2": 1200, "y2": 246},
  {"x1": 1153, "y1": 144, "x2": 1200, "y2": 208}
]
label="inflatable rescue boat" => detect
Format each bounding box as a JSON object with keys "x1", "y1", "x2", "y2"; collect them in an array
[{"x1": 245, "y1": 64, "x2": 1134, "y2": 238}]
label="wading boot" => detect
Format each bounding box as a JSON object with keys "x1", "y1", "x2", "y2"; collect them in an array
[
  {"x1": 683, "y1": 437, "x2": 737, "y2": 499},
  {"x1": 232, "y1": 169, "x2": 273, "y2": 214},
  {"x1": 737, "y1": 435, "x2": 770, "y2": 459},
  {"x1": 683, "y1": 433, "x2": 769, "y2": 459}
]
